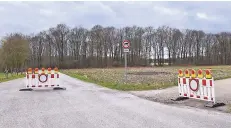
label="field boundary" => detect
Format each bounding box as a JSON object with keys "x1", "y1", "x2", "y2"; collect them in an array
[
  {"x1": 61, "y1": 66, "x2": 231, "y2": 91},
  {"x1": 61, "y1": 70, "x2": 178, "y2": 91}
]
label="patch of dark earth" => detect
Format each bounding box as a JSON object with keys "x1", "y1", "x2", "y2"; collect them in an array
[
  {"x1": 136, "y1": 96, "x2": 230, "y2": 114},
  {"x1": 128, "y1": 71, "x2": 171, "y2": 75}
]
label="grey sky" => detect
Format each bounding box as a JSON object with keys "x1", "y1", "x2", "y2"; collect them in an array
[{"x1": 0, "y1": 1, "x2": 230, "y2": 37}]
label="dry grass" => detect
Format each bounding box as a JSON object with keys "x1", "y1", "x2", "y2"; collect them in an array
[{"x1": 61, "y1": 65, "x2": 231, "y2": 91}]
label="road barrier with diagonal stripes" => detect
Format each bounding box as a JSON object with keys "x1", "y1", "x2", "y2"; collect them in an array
[
  {"x1": 19, "y1": 67, "x2": 66, "y2": 91},
  {"x1": 172, "y1": 68, "x2": 225, "y2": 108}
]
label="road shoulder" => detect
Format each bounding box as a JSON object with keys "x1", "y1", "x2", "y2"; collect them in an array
[{"x1": 130, "y1": 78, "x2": 231, "y2": 113}]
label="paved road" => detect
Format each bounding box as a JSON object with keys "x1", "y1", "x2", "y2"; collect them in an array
[{"x1": 0, "y1": 73, "x2": 231, "y2": 128}]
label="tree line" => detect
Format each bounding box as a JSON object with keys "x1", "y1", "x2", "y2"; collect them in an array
[{"x1": 0, "y1": 24, "x2": 231, "y2": 71}]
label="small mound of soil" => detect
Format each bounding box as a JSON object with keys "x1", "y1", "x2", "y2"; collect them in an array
[{"x1": 128, "y1": 71, "x2": 170, "y2": 75}]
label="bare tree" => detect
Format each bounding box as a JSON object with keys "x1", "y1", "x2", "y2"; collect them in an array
[{"x1": 2, "y1": 23, "x2": 231, "y2": 70}]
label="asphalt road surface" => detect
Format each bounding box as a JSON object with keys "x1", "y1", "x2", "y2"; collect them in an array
[{"x1": 0, "y1": 73, "x2": 231, "y2": 128}]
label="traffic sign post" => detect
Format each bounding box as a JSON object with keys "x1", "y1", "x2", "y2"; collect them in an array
[
  {"x1": 122, "y1": 40, "x2": 130, "y2": 83},
  {"x1": 124, "y1": 52, "x2": 127, "y2": 82}
]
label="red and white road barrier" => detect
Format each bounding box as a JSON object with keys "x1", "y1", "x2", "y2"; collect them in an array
[
  {"x1": 178, "y1": 69, "x2": 215, "y2": 103},
  {"x1": 174, "y1": 68, "x2": 226, "y2": 108},
  {"x1": 24, "y1": 67, "x2": 64, "y2": 90}
]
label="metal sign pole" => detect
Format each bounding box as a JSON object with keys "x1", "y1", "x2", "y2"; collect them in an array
[
  {"x1": 122, "y1": 40, "x2": 130, "y2": 84},
  {"x1": 124, "y1": 52, "x2": 127, "y2": 83}
]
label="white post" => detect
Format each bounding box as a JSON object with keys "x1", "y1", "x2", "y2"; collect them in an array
[{"x1": 211, "y1": 78, "x2": 216, "y2": 103}]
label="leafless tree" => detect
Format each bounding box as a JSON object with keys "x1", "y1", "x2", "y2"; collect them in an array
[{"x1": 2, "y1": 23, "x2": 231, "y2": 70}]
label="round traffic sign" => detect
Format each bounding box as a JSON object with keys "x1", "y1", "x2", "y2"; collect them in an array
[
  {"x1": 122, "y1": 40, "x2": 130, "y2": 48},
  {"x1": 189, "y1": 79, "x2": 199, "y2": 91},
  {"x1": 39, "y1": 74, "x2": 48, "y2": 83}
]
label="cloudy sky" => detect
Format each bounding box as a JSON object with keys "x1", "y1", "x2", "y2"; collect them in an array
[{"x1": 0, "y1": 1, "x2": 230, "y2": 37}]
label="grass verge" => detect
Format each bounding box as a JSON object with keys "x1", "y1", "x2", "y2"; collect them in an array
[
  {"x1": 0, "y1": 73, "x2": 25, "y2": 83},
  {"x1": 61, "y1": 65, "x2": 231, "y2": 91},
  {"x1": 228, "y1": 105, "x2": 231, "y2": 113}
]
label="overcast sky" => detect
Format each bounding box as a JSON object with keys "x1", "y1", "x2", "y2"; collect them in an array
[{"x1": 0, "y1": 1, "x2": 231, "y2": 37}]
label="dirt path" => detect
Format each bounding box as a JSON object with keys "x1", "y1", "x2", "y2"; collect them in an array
[{"x1": 130, "y1": 78, "x2": 231, "y2": 113}]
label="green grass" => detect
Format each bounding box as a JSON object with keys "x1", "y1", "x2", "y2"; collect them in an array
[
  {"x1": 0, "y1": 73, "x2": 25, "y2": 83},
  {"x1": 61, "y1": 65, "x2": 231, "y2": 91},
  {"x1": 228, "y1": 105, "x2": 231, "y2": 113}
]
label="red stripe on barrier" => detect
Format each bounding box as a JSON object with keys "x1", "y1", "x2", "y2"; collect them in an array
[
  {"x1": 51, "y1": 74, "x2": 54, "y2": 78},
  {"x1": 204, "y1": 96, "x2": 208, "y2": 100},
  {"x1": 57, "y1": 74, "x2": 59, "y2": 78},
  {"x1": 32, "y1": 85, "x2": 35, "y2": 87},
  {"x1": 210, "y1": 80, "x2": 213, "y2": 87},
  {"x1": 38, "y1": 85, "x2": 42, "y2": 87},
  {"x1": 184, "y1": 93, "x2": 187, "y2": 96},
  {"x1": 183, "y1": 78, "x2": 186, "y2": 84},
  {"x1": 197, "y1": 96, "x2": 200, "y2": 98},
  {"x1": 190, "y1": 94, "x2": 194, "y2": 97},
  {"x1": 45, "y1": 85, "x2": 48, "y2": 87},
  {"x1": 32, "y1": 74, "x2": 35, "y2": 79},
  {"x1": 202, "y1": 79, "x2": 206, "y2": 86}
]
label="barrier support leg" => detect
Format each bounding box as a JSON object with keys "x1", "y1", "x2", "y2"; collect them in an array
[
  {"x1": 19, "y1": 88, "x2": 33, "y2": 91},
  {"x1": 204, "y1": 102, "x2": 226, "y2": 108},
  {"x1": 171, "y1": 97, "x2": 189, "y2": 101},
  {"x1": 53, "y1": 87, "x2": 66, "y2": 90}
]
